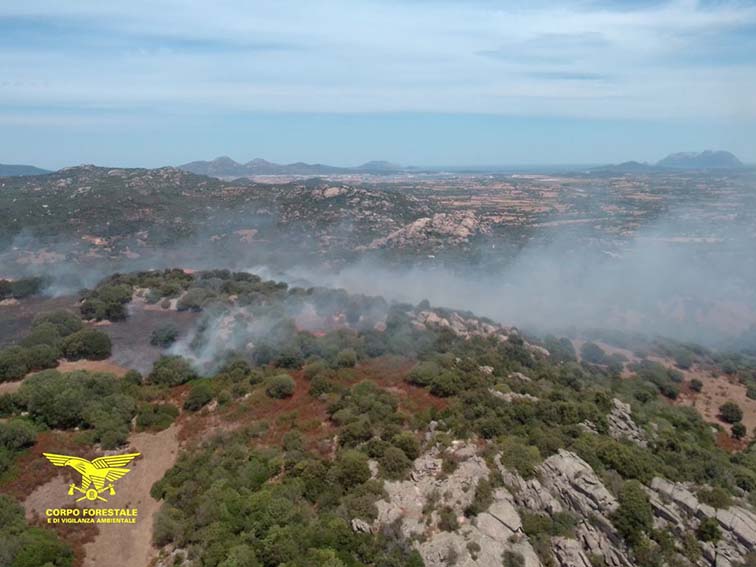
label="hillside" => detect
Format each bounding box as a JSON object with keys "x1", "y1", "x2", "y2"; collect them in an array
[
  {"x1": 0, "y1": 165, "x2": 447, "y2": 279},
  {"x1": 1, "y1": 268, "x2": 755, "y2": 567},
  {"x1": 0, "y1": 163, "x2": 51, "y2": 177}
]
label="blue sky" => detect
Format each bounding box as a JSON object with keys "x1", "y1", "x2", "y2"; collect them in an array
[{"x1": 1, "y1": 0, "x2": 755, "y2": 168}]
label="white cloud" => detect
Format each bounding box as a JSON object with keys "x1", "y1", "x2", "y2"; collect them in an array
[{"x1": 0, "y1": 0, "x2": 755, "y2": 118}]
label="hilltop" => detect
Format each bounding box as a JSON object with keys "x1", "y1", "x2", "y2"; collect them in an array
[
  {"x1": 1, "y1": 268, "x2": 756, "y2": 567},
  {"x1": 0, "y1": 162, "x2": 51, "y2": 177},
  {"x1": 178, "y1": 156, "x2": 405, "y2": 177}
]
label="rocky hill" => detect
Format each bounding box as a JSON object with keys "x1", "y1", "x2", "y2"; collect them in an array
[
  {"x1": 0, "y1": 165, "x2": 438, "y2": 266},
  {"x1": 657, "y1": 151, "x2": 744, "y2": 169}
]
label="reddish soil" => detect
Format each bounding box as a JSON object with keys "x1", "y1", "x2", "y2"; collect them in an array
[
  {"x1": 675, "y1": 369, "x2": 756, "y2": 440},
  {"x1": 1, "y1": 431, "x2": 97, "y2": 501}
]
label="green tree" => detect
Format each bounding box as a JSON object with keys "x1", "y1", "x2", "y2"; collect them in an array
[
  {"x1": 732, "y1": 422, "x2": 747, "y2": 440},
  {"x1": 379, "y1": 446, "x2": 412, "y2": 479},
  {"x1": 331, "y1": 450, "x2": 370, "y2": 489},
  {"x1": 719, "y1": 401, "x2": 743, "y2": 424}
]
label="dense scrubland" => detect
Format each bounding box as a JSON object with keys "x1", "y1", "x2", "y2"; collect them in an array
[{"x1": 1, "y1": 269, "x2": 756, "y2": 567}]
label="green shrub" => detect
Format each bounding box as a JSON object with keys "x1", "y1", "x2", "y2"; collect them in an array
[
  {"x1": 502, "y1": 551, "x2": 525, "y2": 567},
  {"x1": 303, "y1": 359, "x2": 328, "y2": 379},
  {"x1": 690, "y1": 379, "x2": 703, "y2": 392},
  {"x1": 437, "y1": 506, "x2": 459, "y2": 531},
  {"x1": 0, "y1": 419, "x2": 36, "y2": 452},
  {"x1": 335, "y1": 349, "x2": 357, "y2": 368},
  {"x1": 0, "y1": 494, "x2": 73, "y2": 566},
  {"x1": 148, "y1": 356, "x2": 197, "y2": 386},
  {"x1": 429, "y1": 370, "x2": 463, "y2": 397},
  {"x1": 612, "y1": 480, "x2": 653, "y2": 547},
  {"x1": 391, "y1": 432, "x2": 420, "y2": 460},
  {"x1": 674, "y1": 350, "x2": 694, "y2": 370},
  {"x1": 184, "y1": 381, "x2": 214, "y2": 411},
  {"x1": 732, "y1": 422, "x2": 747, "y2": 440},
  {"x1": 150, "y1": 324, "x2": 179, "y2": 347},
  {"x1": 21, "y1": 322, "x2": 62, "y2": 349},
  {"x1": 379, "y1": 446, "x2": 412, "y2": 479},
  {"x1": 465, "y1": 478, "x2": 494, "y2": 517},
  {"x1": 499, "y1": 437, "x2": 541, "y2": 479},
  {"x1": 136, "y1": 403, "x2": 179, "y2": 431},
  {"x1": 0, "y1": 276, "x2": 46, "y2": 299},
  {"x1": 309, "y1": 375, "x2": 337, "y2": 397},
  {"x1": 266, "y1": 374, "x2": 295, "y2": 399},
  {"x1": 62, "y1": 329, "x2": 112, "y2": 360},
  {"x1": 407, "y1": 361, "x2": 440, "y2": 387},
  {"x1": 31, "y1": 310, "x2": 83, "y2": 337},
  {"x1": 696, "y1": 517, "x2": 721, "y2": 543},
  {"x1": 0, "y1": 347, "x2": 30, "y2": 382},
  {"x1": 697, "y1": 487, "x2": 732, "y2": 509},
  {"x1": 124, "y1": 369, "x2": 143, "y2": 385},
  {"x1": 24, "y1": 344, "x2": 60, "y2": 371},
  {"x1": 177, "y1": 287, "x2": 215, "y2": 311},
  {"x1": 330, "y1": 449, "x2": 371, "y2": 489}
]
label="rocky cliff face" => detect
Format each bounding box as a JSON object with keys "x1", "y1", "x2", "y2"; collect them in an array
[
  {"x1": 648, "y1": 478, "x2": 756, "y2": 567},
  {"x1": 368, "y1": 405, "x2": 755, "y2": 567}
]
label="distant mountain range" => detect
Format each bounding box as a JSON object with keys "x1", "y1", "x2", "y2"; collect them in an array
[
  {"x1": 593, "y1": 150, "x2": 744, "y2": 173},
  {"x1": 178, "y1": 156, "x2": 405, "y2": 177},
  {"x1": 0, "y1": 163, "x2": 51, "y2": 177}
]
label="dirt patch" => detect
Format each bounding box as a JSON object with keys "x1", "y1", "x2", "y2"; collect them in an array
[
  {"x1": 82, "y1": 425, "x2": 180, "y2": 567},
  {"x1": 0, "y1": 379, "x2": 23, "y2": 394},
  {"x1": 676, "y1": 372, "x2": 756, "y2": 436},
  {"x1": 54, "y1": 359, "x2": 132, "y2": 377},
  {"x1": 6, "y1": 426, "x2": 180, "y2": 567}
]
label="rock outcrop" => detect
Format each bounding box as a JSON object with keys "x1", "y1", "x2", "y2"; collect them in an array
[
  {"x1": 367, "y1": 212, "x2": 486, "y2": 249},
  {"x1": 606, "y1": 399, "x2": 647, "y2": 447},
  {"x1": 648, "y1": 477, "x2": 756, "y2": 566},
  {"x1": 374, "y1": 443, "x2": 755, "y2": 567},
  {"x1": 375, "y1": 443, "x2": 543, "y2": 566}
]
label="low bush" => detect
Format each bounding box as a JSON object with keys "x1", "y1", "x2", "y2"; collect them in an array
[
  {"x1": 148, "y1": 356, "x2": 197, "y2": 386},
  {"x1": 266, "y1": 374, "x2": 295, "y2": 399},
  {"x1": 184, "y1": 381, "x2": 214, "y2": 411}
]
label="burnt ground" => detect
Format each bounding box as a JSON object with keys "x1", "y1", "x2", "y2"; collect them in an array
[
  {"x1": 0, "y1": 295, "x2": 80, "y2": 346},
  {"x1": 96, "y1": 303, "x2": 200, "y2": 374},
  {"x1": 0, "y1": 295, "x2": 199, "y2": 375}
]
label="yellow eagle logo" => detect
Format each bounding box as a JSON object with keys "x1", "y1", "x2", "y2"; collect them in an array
[{"x1": 43, "y1": 452, "x2": 141, "y2": 503}]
